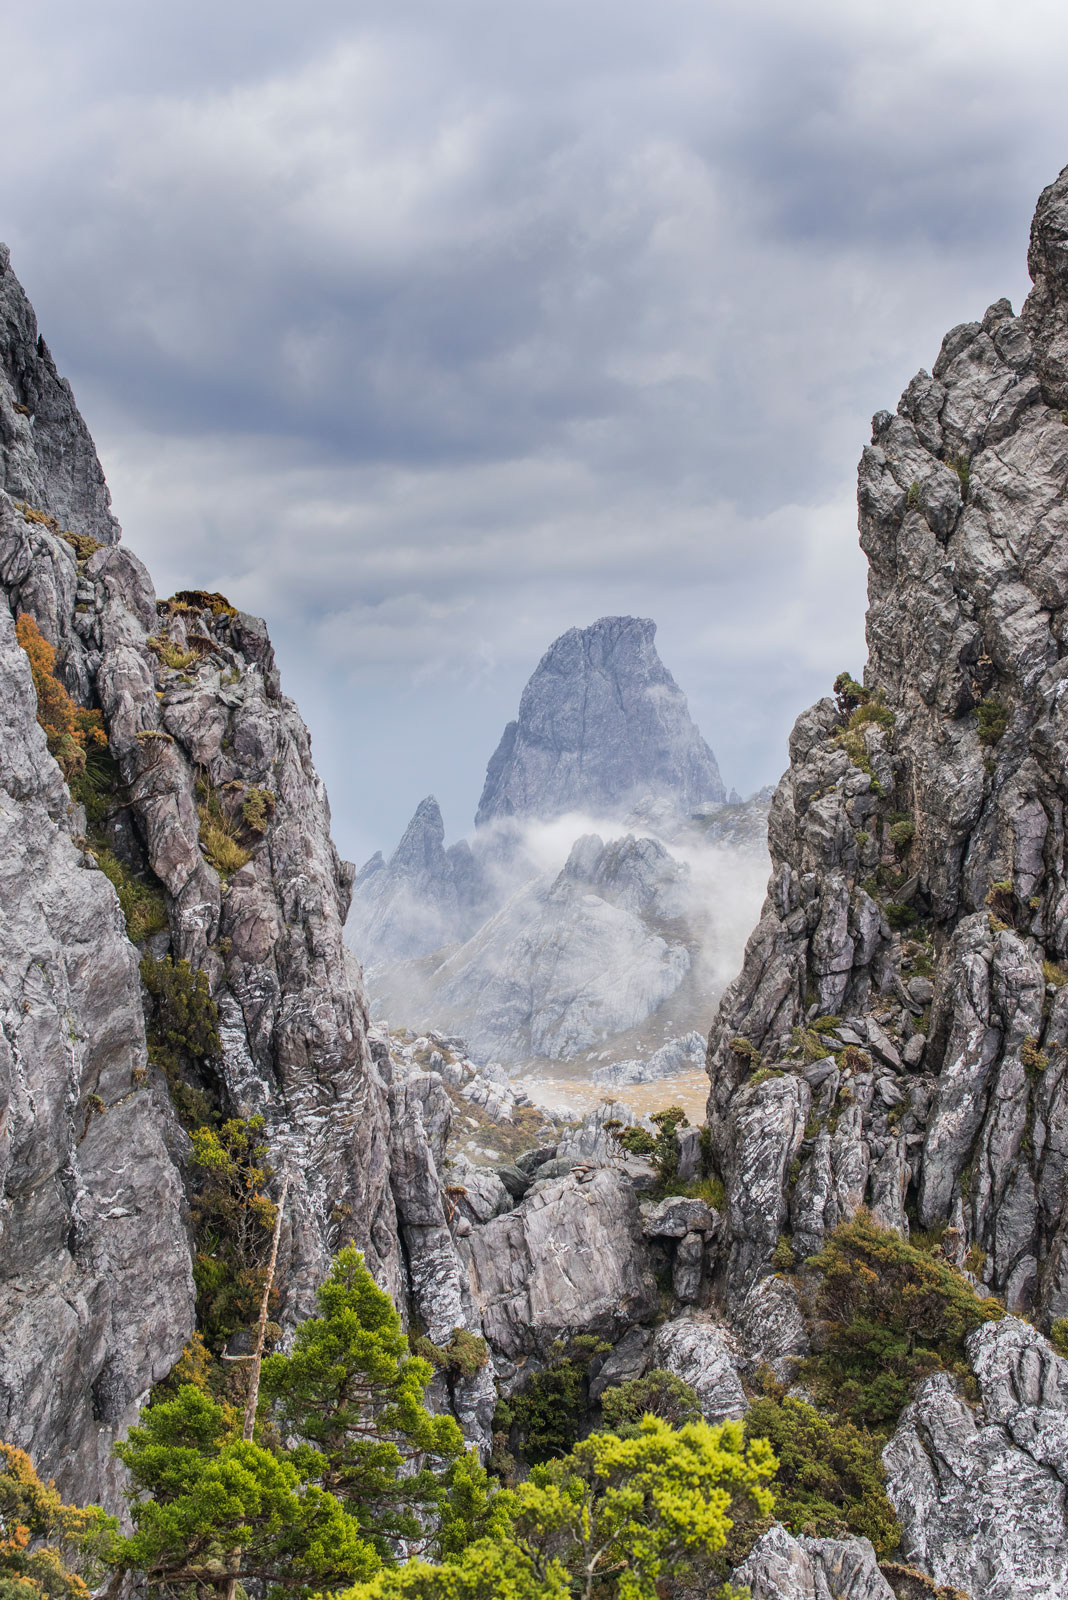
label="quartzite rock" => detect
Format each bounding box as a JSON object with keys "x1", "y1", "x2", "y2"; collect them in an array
[
  {"x1": 0, "y1": 245, "x2": 120, "y2": 546},
  {"x1": 0, "y1": 597, "x2": 192, "y2": 1507},
  {"x1": 651, "y1": 1312, "x2": 748, "y2": 1421},
  {"x1": 883, "y1": 1318, "x2": 1068, "y2": 1600},
  {"x1": 731, "y1": 1523, "x2": 895, "y2": 1600},
  {"x1": 0, "y1": 249, "x2": 408, "y2": 1506}
]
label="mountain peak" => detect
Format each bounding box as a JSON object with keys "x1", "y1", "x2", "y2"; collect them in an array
[
  {"x1": 475, "y1": 615, "x2": 724, "y2": 826},
  {"x1": 0, "y1": 246, "x2": 121, "y2": 546}
]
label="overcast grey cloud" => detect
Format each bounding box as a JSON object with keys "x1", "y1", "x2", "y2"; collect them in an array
[{"x1": 3, "y1": 0, "x2": 1067, "y2": 862}]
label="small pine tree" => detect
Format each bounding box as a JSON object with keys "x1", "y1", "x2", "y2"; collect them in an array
[
  {"x1": 260, "y1": 1248, "x2": 466, "y2": 1558},
  {"x1": 113, "y1": 1385, "x2": 377, "y2": 1597}
]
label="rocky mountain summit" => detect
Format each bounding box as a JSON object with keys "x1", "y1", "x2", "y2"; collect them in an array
[
  {"x1": 475, "y1": 614, "x2": 725, "y2": 825},
  {"x1": 349, "y1": 621, "x2": 767, "y2": 1074},
  {"x1": 706, "y1": 161, "x2": 1068, "y2": 1328}
]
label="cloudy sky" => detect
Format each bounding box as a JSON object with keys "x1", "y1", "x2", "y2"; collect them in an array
[{"x1": 3, "y1": 0, "x2": 1067, "y2": 864}]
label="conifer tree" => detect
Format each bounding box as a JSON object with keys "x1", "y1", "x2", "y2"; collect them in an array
[{"x1": 260, "y1": 1247, "x2": 466, "y2": 1558}]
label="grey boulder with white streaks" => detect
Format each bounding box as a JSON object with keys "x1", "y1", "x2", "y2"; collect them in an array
[
  {"x1": 731, "y1": 1524, "x2": 895, "y2": 1600},
  {"x1": 883, "y1": 1316, "x2": 1068, "y2": 1600}
]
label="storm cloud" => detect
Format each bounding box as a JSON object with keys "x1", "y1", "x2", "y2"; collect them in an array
[{"x1": 3, "y1": 0, "x2": 1066, "y2": 861}]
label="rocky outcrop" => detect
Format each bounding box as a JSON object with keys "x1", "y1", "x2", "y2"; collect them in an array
[
  {"x1": 475, "y1": 615, "x2": 725, "y2": 825},
  {"x1": 0, "y1": 248, "x2": 405, "y2": 1505},
  {"x1": 706, "y1": 162, "x2": 1068, "y2": 1321},
  {"x1": 592, "y1": 1030, "x2": 706, "y2": 1087},
  {"x1": 0, "y1": 594, "x2": 192, "y2": 1508},
  {"x1": 350, "y1": 795, "x2": 490, "y2": 967},
  {"x1": 0, "y1": 245, "x2": 120, "y2": 546},
  {"x1": 732, "y1": 1524, "x2": 896, "y2": 1600},
  {"x1": 466, "y1": 1167, "x2": 658, "y2": 1368},
  {"x1": 650, "y1": 1313, "x2": 747, "y2": 1421},
  {"x1": 883, "y1": 1316, "x2": 1068, "y2": 1600},
  {"x1": 350, "y1": 633, "x2": 768, "y2": 1071}
]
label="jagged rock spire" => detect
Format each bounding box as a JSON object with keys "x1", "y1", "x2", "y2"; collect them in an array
[{"x1": 475, "y1": 615, "x2": 725, "y2": 826}]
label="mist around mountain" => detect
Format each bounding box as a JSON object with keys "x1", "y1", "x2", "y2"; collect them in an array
[{"x1": 348, "y1": 615, "x2": 770, "y2": 1071}]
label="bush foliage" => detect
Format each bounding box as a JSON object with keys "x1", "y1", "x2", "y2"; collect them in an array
[
  {"x1": 802, "y1": 1215, "x2": 1004, "y2": 1429},
  {"x1": 744, "y1": 1395, "x2": 900, "y2": 1555},
  {"x1": 15, "y1": 613, "x2": 106, "y2": 784},
  {"x1": 0, "y1": 1442, "x2": 115, "y2": 1600}
]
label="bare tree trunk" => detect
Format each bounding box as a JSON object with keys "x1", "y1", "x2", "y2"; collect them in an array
[
  {"x1": 221, "y1": 1172, "x2": 289, "y2": 1600},
  {"x1": 243, "y1": 1171, "x2": 289, "y2": 1441}
]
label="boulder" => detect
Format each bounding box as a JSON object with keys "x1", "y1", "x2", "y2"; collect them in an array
[
  {"x1": 651, "y1": 1312, "x2": 747, "y2": 1422},
  {"x1": 467, "y1": 1168, "x2": 657, "y2": 1359},
  {"x1": 732, "y1": 1524, "x2": 895, "y2": 1600},
  {"x1": 883, "y1": 1317, "x2": 1068, "y2": 1600}
]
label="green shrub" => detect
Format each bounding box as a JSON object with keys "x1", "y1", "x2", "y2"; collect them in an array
[
  {"x1": 849, "y1": 700, "x2": 895, "y2": 731},
  {"x1": 772, "y1": 1236, "x2": 796, "y2": 1271},
  {"x1": 794, "y1": 1026, "x2": 833, "y2": 1063},
  {"x1": 413, "y1": 1328, "x2": 490, "y2": 1378},
  {"x1": 885, "y1": 903, "x2": 918, "y2": 930},
  {"x1": 167, "y1": 588, "x2": 238, "y2": 617},
  {"x1": 196, "y1": 775, "x2": 252, "y2": 878},
  {"x1": 140, "y1": 954, "x2": 221, "y2": 1128},
  {"x1": 72, "y1": 743, "x2": 123, "y2": 825},
  {"x1": 834, "y1": 673, "x2": 869, "y2": 714},
  {"x1": 1050, "y1": 1318, "x2": 1068, "y2": 1358},
  {"x1": 241, "y1": 786, "x2": 276, "y2": 834},
  {"x1": 945, "y1": 453, "x2": 970, "y2": 494},
  {"x1": 1021, "y1": 1037, "x2": 1050, "y2": 1079},
  {"x1": 610, "y1": 1105, "x2": 690, "y2": 1186},
  {"x1": 189, "y1": 1115, "x2": 278, "y2": 1349},
  {"x1": 889, "y1": 819, "x2": 915, "y2": 849},
  {"x1": 93, "y1": 846, "x2": 168, "y2": 943},
  {"x1": 665, "y1": 1174, "x2": 726, "y2": 1210},
  {"x1": 147, "y1": 635, "x2": 199, "y2": 671},
  {"x1": 504, "y1": 1337, "x2": 609, "y2": 1463},
  {"x1": 975, "y1": 697, "x2": 1009, "y2": 747},
  {"x1": 140, "y1": 954, "x2": 220, "y2": 1062},
  {"x1": 802, "y1": 1215, "x2": 1004, "y2": 1430},
  {"x1": 744, "y1": 1395, "x2": 901, "y2": 1556},
  {"x1": 1042, "y1": 959, "x2": 1068, "y2": 988},
  {"x1": 600, "y1": 1370, "x2": 702, "y2": 1434}
]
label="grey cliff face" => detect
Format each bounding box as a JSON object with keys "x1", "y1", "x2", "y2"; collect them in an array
[
  {"x1": 883, "y1": 1316, "x2": 1068, "y2": 1599},
  {"x1": 0, "y1": 592, "x2": 192, "y2": 1508},
  {"x1": 705, "y1": 161, "x2": 1068, "y2": 1324},
  {"x1": 475, "y1": 615, "x2": 725, "y2": 825},
  {"x1": 0, "y1": 245, "x2": 120, "y2": 546},
  {"x1": 0, "y1": 250, "x2": 404, "y2": 1505}
]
